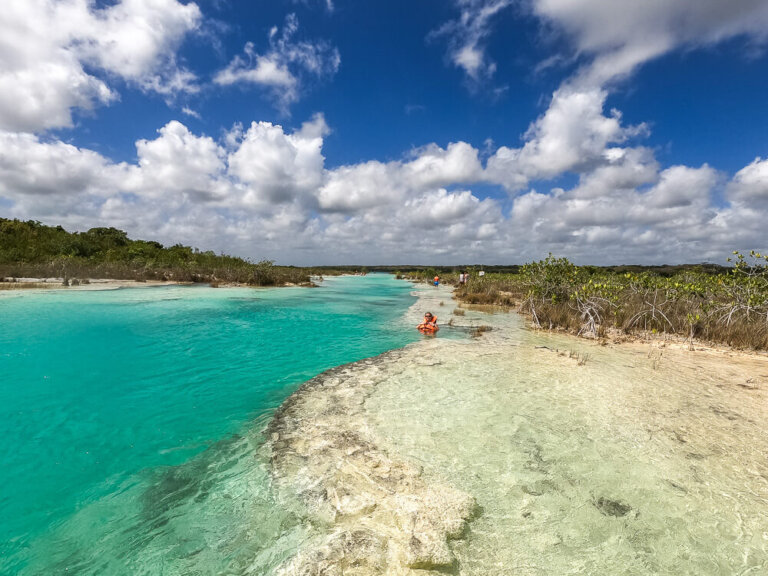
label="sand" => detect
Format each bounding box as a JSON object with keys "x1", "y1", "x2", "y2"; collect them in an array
[
  {"x1": 0, "y1": 278, "x2": 189, "y2": 291},
  {"x1": 266, "y1": 283, "x2": 768, "y2": 575}
]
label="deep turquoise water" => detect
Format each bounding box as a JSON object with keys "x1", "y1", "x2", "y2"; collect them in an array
[{"x1": 0, "y1": 275, "x2": 418, "y2": 574}]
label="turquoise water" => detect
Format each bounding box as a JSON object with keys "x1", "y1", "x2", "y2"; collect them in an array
[{"x1": 0, "y1": 275, "x2": 418, "y2": 574}]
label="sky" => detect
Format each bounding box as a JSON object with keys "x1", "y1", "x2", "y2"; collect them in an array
[{"x1": 1, "y1": 0, "x2": 768, "y2": 265}]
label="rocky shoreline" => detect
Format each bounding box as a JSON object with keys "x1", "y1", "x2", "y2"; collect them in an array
[
  {"x1": 260, "y1": 280, "x2": 768, "y2": 575},
  {"x1": 265, "y1": 348, "x2": 478, "y2": 575},
  {"x1": 261, "y1": 284, "x2": 488, "y2": 575}
]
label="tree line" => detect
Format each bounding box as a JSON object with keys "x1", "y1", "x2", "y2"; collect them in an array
[{"x1": 0, "y1": 219, "x2": 309, "y2": 286}]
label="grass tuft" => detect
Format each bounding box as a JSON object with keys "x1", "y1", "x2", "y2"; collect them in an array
[{"x1": 470, "y1": 325, "x2": 493, "y2": 338}]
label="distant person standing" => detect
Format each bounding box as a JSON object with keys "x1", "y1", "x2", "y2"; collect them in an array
[{"x1": 433, "y1": 275, "x2": 440, "y2": 287}]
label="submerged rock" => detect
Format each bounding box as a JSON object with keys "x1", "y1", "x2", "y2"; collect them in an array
[
  {"x1": 266, "y1": 351, "x2": 478, "y2": 575},
  {"x1": 594, "y1": 496, "x2": 632, "y2": 517}
]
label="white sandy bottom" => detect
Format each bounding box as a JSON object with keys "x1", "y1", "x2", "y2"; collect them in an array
[{"x1": 268, "y1": 286, "x2": 768, "y2": 575}]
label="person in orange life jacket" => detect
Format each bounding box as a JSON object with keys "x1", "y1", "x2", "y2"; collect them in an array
[
  {"x1": 418, "y1": 312, "x2": 438, "y2": 332},
  {"x1": 433, "y1": 275, "x2": 440, "y2": 287}
]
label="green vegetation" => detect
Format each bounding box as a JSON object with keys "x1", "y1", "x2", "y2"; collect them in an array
[
  {"x1": 434, "y1": 253, "x2": 768, "y2": 350},
  {"x1": 0, "y1": 219, "x2": 311, "y2": 286}
]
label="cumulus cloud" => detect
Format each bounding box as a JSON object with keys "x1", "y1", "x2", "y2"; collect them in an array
[
  {"x1": 370, "y1": 0, "x2": 768, "y2": 260},
  {"x1": 0, "y1": 119, "x2": 325, "y2": 256},
  {"x1": 0, "y1": 0, "x2": 202, "y2": 132},
  {"x1": 214, "y1": 14, "x2": 340, "y2": 113},
  {"x1": 405, "y1": 142, "x2": 484, "y2": 189},
  {"x1": 0, "y1": 114, "x2": 508, "y2": 263},
  {"x1": 0, "y1": 129, "x2": 134, "y2": 231},
  {"x1": 320, "y1": 188, "x2": 504, "y2": 262},
  {"x1": 727, "y1": 157, "x2": 768, "y2": 202},
  {"x1": 486, "y1": 87, "x2": 648, "y2": 189},
  {"x1": 2, "y1": 114, "x2": 767, "y2": 265},
  {"x1": 505, "y1": 163, "x2": 725, "y2": 262},
  {"x1": 317, "y1": 141, "x2": 483, "y2": 213},
  {"x1": 318, "y1": 161, "x2": 402, "y2": 213},
  {"x1": 0, "y1": 131, "x2": 123, "y2": 198},
  {"x1": 228, "y1": 114, "x2": 328, "y2": 205},
  {"x1": 567, "y1": 147, "x2": 659, "y2": 199},
  {"x1": 132, "y1": 121, "x2": 227, "y2": 201}
]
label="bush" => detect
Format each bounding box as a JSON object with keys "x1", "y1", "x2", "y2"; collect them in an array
[{"x1": 454, "y1": 251, "x2": 768, "y2": 350}]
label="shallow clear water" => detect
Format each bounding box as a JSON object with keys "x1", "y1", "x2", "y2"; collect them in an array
[
  {"x1": 0, "y1": 275, "x2": 418, "y2": 574},
  {"x1": 366, "y1": 309, "x2": 768, "y2": 575},
  {"x1": 7, "y1": 280, "x2": 766, "y2": 575}
]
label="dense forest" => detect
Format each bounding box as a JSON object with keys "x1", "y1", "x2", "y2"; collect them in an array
[{"x1": 0, "y1": 219, "x2": 310, "y2": 286}]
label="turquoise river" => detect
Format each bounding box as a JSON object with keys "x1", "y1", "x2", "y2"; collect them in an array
[{"x1": 0, "y1": 275, "x2": 420, "y2": 574}]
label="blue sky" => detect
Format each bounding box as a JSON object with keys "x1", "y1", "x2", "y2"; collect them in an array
[{"x1": 2, "y1": 0, "x2": 768, "y2": 264}]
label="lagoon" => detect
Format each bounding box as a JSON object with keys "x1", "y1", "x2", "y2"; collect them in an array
[
  {"x1": 0, "y1": 275, "x2": 418, "y2": 574},
  {"x1": 3, "y1": 276, "x2": 767, "y2": 575}
]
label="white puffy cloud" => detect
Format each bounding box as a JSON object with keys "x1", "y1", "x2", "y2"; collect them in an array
[
  {"x1": 0, "y1": 130, "x2": 133, "y2": 230},
  {"x1": 320, "y1": 188, "x2": 505, "y2": 262},
  {"x1": 318, "y1": 161, "x2": 402, "y2": 213},
  {"x1": 0, "y1": 131, "x2": 120, "y2": 198},
  {"x1": 0, "y1": 113, "x2": 766, "y2": 265},
  {"x1": 78, "y1": 0, "x2": 201, "y2": 86},
  {"x1": 710, "y1": 158, "x2": 768, "y2": 253},
  {"x1": 0, "y1": 119, "x2": 323, "y2": 256},
  {"x1": 228, "y1": 114, "x2": 328, "y2": 205},
  {"x1": 641, "y1": 165, "x2": 718, "y2": 214},
  {"x1": 317, "y1": 141, "x2": 483, "y2": 213},
  {"x1": 0, "y1": 0, "x2": 201, "y2": 132},
  {"x1": 726, "y1": 157, "x2": 768, "y2": 202},
  {"x1": 405, "y1": 142, "x2": 484, "y2": 189},
  {"x1": 504, "y1": 163, "x2": 724, "y2": 262},
  {"x1": 486, "y1": 87, "x2": 647, "y2": 190},
  {"x1": 214, "y1": 14, "x2": 340, "y2": 113},
  {"x1": 0, "y1": 115, "x2": 505, "y2": 263},
  {"x1": 133, "y1": 121, "x2": 226, "y2": 200},
  {"x1": 403, "y1": 189, "x2": 496, "y2": 231},
  {"x1": 568, "y1": 147, "x2": 659, "y2": 199}
]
